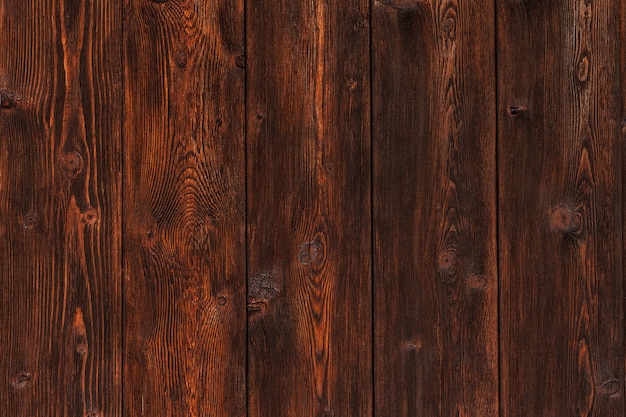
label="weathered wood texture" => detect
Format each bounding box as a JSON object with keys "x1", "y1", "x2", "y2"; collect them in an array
[
  {"x1": 122, "y1": 0, "x2": 246, "y2": 416},
  {"x1": 372, "y1": 1, "x2": 498, "y2": 416},
  {"x1": 2, "y1": 1, "x2": 626, "y2": 416},
  {"x1": 245, "y1": 0, "x2": 372, "y2": 415},
  {"x1": 0, "y1": 1, "x2": 122, "y2": 416},
  {"x1": 498, "y1": 0, "x2": 625, "y2": 416}
]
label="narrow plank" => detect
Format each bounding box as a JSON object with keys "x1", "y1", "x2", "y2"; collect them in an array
[
  {"x1": 0, "y1": 1, "x2": 122, "y2": 416},
  {"x1": 498, "y1": 0, "x2": 624, "y2": 415},
  {"x1": 372, "y1": 1, "x2": 498, "y2": 416},
  {"x1": 622, "y1": 0, "x2": 626, "y2": 405},
  {"x1": 246, "y1": 0, "x2": 372, "y2": 415},
  {"x1": 122, "y1": 0, "x2": 246, "y2": 416}
]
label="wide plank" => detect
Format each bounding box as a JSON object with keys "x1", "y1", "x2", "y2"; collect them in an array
[
  {"x1": 498, "y1": 0, "x2": 624, "y2": 415},
  {"x1": 0, "y1": 1, "x2": 122, "y2": 416},
  {"x1": 246, "y1": 0, "x2": 372, "y2": 415},
  {"x1": 122, "y1": 0, "x2": 246, "y2": 415},
  {"x1": 372, "y1": 1, "x2": 499, "y2": 416}
]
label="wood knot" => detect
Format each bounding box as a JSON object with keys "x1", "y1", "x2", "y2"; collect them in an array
[
  {"x1": 346, "y1": 78, "x2": 357, "y2": 90},
  {"x1": 76, "y1": 342, "x2": 88, "y2": 355},
  {"x1": 11, "y1": 372, "x2": 33, "y2": 389},
  {"x1": 466, "y1": 274, "x2": 488, "y2": 290},
  {"x1": 298, "y1": 240, "x2": 324, "y2": 266},
  {"x1": 61, "y1": 151, "x2": 84, "y2": 177},
  {"x1": 217, "y1": 296, "x2": 227, "y2": 306},
  {"x1": 235, "y1": 54, "x2": 245, "y2": 68},
  {"x1": 81, "y1": 208, "x2": 99, "y2": 225},
  {"x1": 577, "y1": 54, "x2": 590, "y2": 83},
  {"x1": 442, "y1": 17, "x2": 455, "y2": 37},
  {"x1": 175, "y1": 49, "x2": 187, "y2": 68},
  {"x1": 437, "y1": 249, "x2": 457, "y2": 276},
  {"x1": 549, "y1": 206, "x2": 582, "y2": 233},
  {"x1": 402, "y1": 338, "x2": 423, "y2": 352},
  {"x1": 21, "y1": 212, "x2": 38, "y2": 230},
  {"x1": 0, "y1": 89, "x2": 18, "y2": 109},
  {"x1": 248, "y1": 272, "x2": 280, "y2": 316},
  {"x1": 600, "y1": 379, "x2": 620, "y2": 396},
  {"x1": 354, "y1": 17, "x2": 368, "y2": 30},
  {"x1": 508, "y1": 105, "x2": 527, "y2": 116}
]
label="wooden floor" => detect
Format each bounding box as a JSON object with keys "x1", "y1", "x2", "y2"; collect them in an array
[{"x1": 1, "y1": 0, "x2": 624, "y2": 416}]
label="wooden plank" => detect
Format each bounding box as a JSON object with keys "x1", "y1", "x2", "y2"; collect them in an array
[
  {"x1": 245, "y1": 0, "x2": 372, "y2": 415},
  {"x1": 498, "y1": 0, "x2": 624, "y2": 415},
  {"x1": 622, "y1": 0, "x2": 626, "y2": 406},
  {"x1": 372, "y1": 1, "x2": 498, "y2": 416},
  {"x1": 0, "y1": 1, "x2": 122, "y2": 416},
  {"x1": 122, "y1": 0, "x2": 246, "y2": 416}
]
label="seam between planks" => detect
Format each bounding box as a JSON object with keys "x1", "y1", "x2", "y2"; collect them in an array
[
  {"x1": 243, "y1": 0, "x2": 250, "y2": 414},
  {"x1": 494, "y1": 0, "x2": 502, "y2": 416},
  {"x1": 121, "y1": 1, "x2": 126, "y2": 416},
  {"x1": 369, "y1": 0, "x2": 375, "y2": 416}
]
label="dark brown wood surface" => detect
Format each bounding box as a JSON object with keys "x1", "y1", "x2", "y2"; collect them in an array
[
  {"x1": 0, "y1": 1, "x2": 122, "y2": 416},
  {"x1": 245, "y1": 0, "x2": 372, "y2": 415},
  {"x1": 372, "y1": 1, "x2": 498, "y2": 416},
  {"x1": 122, "y1": 0, "x2": 246, "y2": 416},
  {"x1": 1, "y1": 0, "x2": 625, "y2": 416},
  {"x1": 498, "y1": 0, "x2": 625, "y2": 416}
]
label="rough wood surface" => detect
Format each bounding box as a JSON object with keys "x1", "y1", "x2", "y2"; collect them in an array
[
  {"x1": 372, "y1": 1, "x2": 498, "y2": 416},
  {"x1": 2, "y1": 1, "x2": 626, "y2": 416},
  {"x1": 122, "y1": 0, "x2": 246, "y2": 416},
  {"x1": 0, "y1": 1, "x2": 122, "y2": 416},
  {"x1": 498, "y1": 0, "x2": 625, "y2": 415},
  {"x1": 245, "y1": 0, "x2": 372, "y2": 415}
]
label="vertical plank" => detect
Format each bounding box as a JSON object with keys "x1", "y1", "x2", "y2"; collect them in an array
[
  {"x1": 0, "y1": 0, "x2": 122, "y2": 416},
  {"x1": 245, "y1": 0, "x2": 372, "y2": 415},
  {"x1": 498, "y1": 0, "x2": 624, "y2": 416},
  {"x1": 372, "y1": 0, "x2": 498, "y2": 416},
  {"x1": 622, "y1": 0, "x2": 626, "y2": 405},
  {"x1": 122, "y1": 0, "x2": 246, "y2": 416}
]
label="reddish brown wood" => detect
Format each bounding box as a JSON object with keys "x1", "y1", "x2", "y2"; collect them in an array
[
  {"x1": 372, "y1": 1, "x2": 499, "y2": 416},
  {"x1": 0, "y1": 2, "x2": 625, "y2": 416},
  {"x1": 0, "y1": 1, "x2": 122, "y2": 416},
  {"x1": 122, "y1": 0, "x2": 246, "y2": 416},
  {"x1": 245, "y1": 0, "x2": 372, "y2": 415},
  {"x1": 498, "y1": 0, "x2": 625, "y2": 415}
]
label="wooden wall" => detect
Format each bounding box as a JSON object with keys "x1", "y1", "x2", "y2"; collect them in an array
[{"x1": 1, "y1": 0, "x2": 624, "y2": 416}]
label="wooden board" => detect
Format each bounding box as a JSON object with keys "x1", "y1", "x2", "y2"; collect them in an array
[
  {"x1": 245, "y1": 0, "x2": 372, "y2": 415},
  {"x1": 0, "y1": 1, "x2": 122, "y2": 416},
  {"x1": 122, "y1": 0, "x2": 246, "y2": 416},
  {"x1": 498, "y1": 0, "x2": 624, "y2": 415},
  {"x1": 372, "y1": 1, "x2": 499, "y2": 416}
]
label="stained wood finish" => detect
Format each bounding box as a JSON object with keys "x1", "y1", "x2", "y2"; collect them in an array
[
  {"x1": 3, "y1": 1, "x2": 626, "y2": 416},
  {"x1": 372, "y1": 1, "x2": 498, "y2": 416},
  {"x1": 245, "y1": 0, "x2": 372, "y2": 415},
  {"x1": 122, "y1": 0, "x2": 246, "y2": 416},
  {"x1": 0, "y1": 1, "x2": 122, "y2": 416},
  {"x1": 498, "y1": 1, "x2": 625, "y2": 416}
]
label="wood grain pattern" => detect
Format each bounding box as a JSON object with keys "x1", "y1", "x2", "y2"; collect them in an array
[
  {"x1": 0, "y1": 1, "x2": 122, "y2": 416},
  {"x1": 245, "y1": 0, "x2": 372, "y2": 415},
  {"x1": 122, "y1": 0, "x2": 245, "y2": 416},
  {"x1": 498, "y1": 0, "x2": 624, "y2": 415},
  {"x1": 2, "y1": 1, "x2": 626, "y2": 416},
  {"x1": 372, "y1": 1, "x2": 498, "y2": 416}
]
